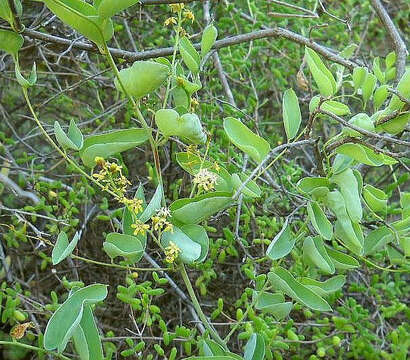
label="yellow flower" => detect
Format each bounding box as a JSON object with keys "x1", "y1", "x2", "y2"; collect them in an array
[
  {"x1": 169, "y1": 3, "x2": 184, "y2": 12},
  {"x1": 193, "y1": 168, "x2": 218, "y2": 191},
  {"x1": 121, "y1": 197, "x2": 144, "y2": 215},
  {"x1": 213, "y1": 162, "x2": 220, "y2": 172},
  {"x1": 131, "y1": 220, "x2": 150, "y2": 236},
  {"x1": 183, "y1": 10, "x2": 195, "y2": 22},
  {"x1": 165, "y1": 241, "x2": 180, "y2": 263},
  {"x1": 151, "y1": 208, "x2": 173, "y2": 232},
  {"x1": 164, "y1": 17, "x2": 177, "y2": 26},
  {"x1": 94, "y1": 156, "x2": 106, "y2": 167}
]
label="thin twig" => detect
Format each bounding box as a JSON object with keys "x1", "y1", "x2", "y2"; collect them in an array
[{"x1": 232, "y1": 139, "x2": 315, "y2": 200}]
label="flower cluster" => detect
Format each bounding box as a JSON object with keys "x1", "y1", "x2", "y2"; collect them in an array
[
  {"x1": 92, "y1": 157, "x2": 130, "y2": 196},
  {"x1": 131, "y1": 220, "x2": 150, "y2": 237},
  {"x1": 120, "y1": 197, "x2": 143, "y2": 215},
  {"x1": 169, "y1": 3, "x2": 184, "y2": 12},
  {"x1": 193, "y1": 168, "x2": 218, "y2": 191},
  {"x1": 151, "y1": 207, "x2": 173, "y2": 233},
  {"x1": 164, "y1": 241, "x2": 181, "y2": 263}
]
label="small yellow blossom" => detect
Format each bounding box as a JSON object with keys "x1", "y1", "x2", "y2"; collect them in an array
[
  {"x1": 213, "y1": 162, "x2": 220, "y2": 172},
  {"x1": 94, "y1": 156, "x2": 106, "y2": 167},
  {"x1": 193, "y1": 168, "x2": 218, "y2": 191},
  {"x1": 131, "y1": 220, "x2": 150, "y2": 236},
  {"x1": 164, "y1": 241, "x2": 181, "y2": 263},
  {"x1": 183, "y1": 10, "x2": 195, "y2": 22},
  {"x1": 191, "y1": 97, "x2": 199, "y2": 108},
  {"x1": 151, "y1": 208, "x2": 173, "y2": 233},
  {"x1": 169, "y1": 3, "x2": 184, "y2": 12},
  {"x1": 164, "y1": 17, "x2": 177, "y2": 26},
  {"x1": 121, "y1": 197, "x2": 144, "y2": 214}
]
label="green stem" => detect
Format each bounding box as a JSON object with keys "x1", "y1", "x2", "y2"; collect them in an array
[
  {"x1": 0, "y1": 341, "x2": 70, "y2": 360},
  {"x1": 179, "y1": 264, "x2": 227, "y2": 349},
  {"x1": 102, "y1": 42, "x2": 165, "y2": 204}
]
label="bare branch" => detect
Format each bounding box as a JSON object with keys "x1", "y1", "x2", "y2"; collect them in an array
[{"x1": 0, "y1": 25, "x2": 358, "y2": 69}]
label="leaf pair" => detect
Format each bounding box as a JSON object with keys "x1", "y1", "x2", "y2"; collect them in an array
[
  {"x1": 55, "y1": 119, "x2": 83, "y2": 151},
  {"x1": 155, "y1": 109, "x2": 207, "y2": 144},
  {"x1": 44, "y1": 284, "x2": 108, "y2": 359},
  {"x1": 253, "y1": 291, "x2": 292, "y2": 320},
  {"x1": 268, "y1": 267, "x2": 331, "y2": 311},
  {"x1": 303, "y1": 236, "x2": 335, "y2": 274},
  {"x1": 334, "y1": 143, "x2": 397, "y2": 167},
  {"x1": 179, "y1": 37, "x2": 200, "y2": 74},
  {"x1": 52, "y1": 231, "x2": 80, "y2": 265}
]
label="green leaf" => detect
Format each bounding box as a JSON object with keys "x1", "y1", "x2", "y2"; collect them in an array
[
  {"x1": 352, "y1": 67, "x2": 367, "y2": 93},
  {"x1": 305, "y1": 47, "x2": 336, "y2": 97},
  {"x1": 103, "y1": 233, "x2": 144, "y2": 263},
  {"x1": 79, "y1": 128, "x2": 150, "y2": 167},
  {"x1": 330, "y1": 168, "x2": 362, "y2": 223},
  {"x1": 361, "y1": 73, "x2": 377, "y2": 106},
  {"x1": 201, "y1": 24, "x2": 217, "y2": 56},
  {"x1": 41, "y1": 0, "x2": 113, "y2": 49},
  {"x1": 297, "y1": 177, "x2": 330, "y2": 199},
  {"x1": 363, "y1": 226, "x2": 392, "y2": 255},
  {"x1": 326, "y1": 246, "x2": 359, "y2": 269},
  {"x1": 170, "y1": 192, "x2": 233, "y2": 225},
  {"x1": 54, "y1": 119, "x2": 83, "y2": 151},
  {"x1": 231, "y1": 173, "x2": 261, "y2": 198},
  {"x1": 282, "y1": 88, "x2": 301, "y2": 140},
  {"x1": 388, "y1": 68, "x2": 410, "y2": 111},
  {"x1": 300, "y1": 275, "x2": 346, "y2": 297},
  {"x1": 161, "y1": 226, "x2": 201, "y2": 264},
  {"x1": 179, "y1": 37, "x2": 200, "y2": 73},
  {"x1": 309, "y1": 95, "x2": 351, "y2": 116},
  {"x1": 335, "y1": 143, "x2": 397, "y2": 166},
  {"x1": 266, "y1": 224, "x2": 296, "y2": 260},
  {"x1": 44, "y1": 284, "x2": 108, "y2": 352},
  {"x1": 223, "y1": 117, "x2": 270, "y2": 164},
  {"x1": 72, "y1": 305, "x2": 104, "y2": 360},
  {"x1": 52, "y1": 231, "x2": 80, "y2": 265},
  {"x1": 185, "y1": 357, "x2": 239, "y2": 360},
  {"x1": 372, "y1": 57, "x2": 385, "y2": 84},
  {"x1": 97, "y1": 0, "x2": 140, "y2": 18},
  {"x1": 268, "y1": 266, "x2": 331, "y2": 311},
  {"x1": 115, "y1": 61, "x2": 169, "y2": 99},
  {"x1": 175, "y1": 152, "x2": 233, "y2": 192},
  {"x1": 373, "y1": 85, "x2": 389, "y2": 111},
  {"x1": 253, "y1": 291, "x2": 292, "y2": 320},
  {"x1": 155, "y1": 109, "x2": 207, "y2": 144},
  {"x1": 363, "y1": 184, "x2": 387, "y2": 213},
  {"x1": 342, "y1": 113, "x2": 375, "y2": 138},
  {"x1": 180, "y1": 224, "x2": 209, "y2": 263},
  {"x1": 376, "y1": 112, "x2": 409, "y2": 135},
  {"x1": 303, "y1": 236, "x2": 335, "y2": 274},
  {"x1": 15, "y1": 62, "x2": 37, "y2": 89},
  {"x1": 326, "y1": 190, "x2": 363, "y2": 255},
  {"x1": 139, "y1": 184, "x2": 163, "y2": 223},
  {"x1": 244, "y1": 333, "x2": 265, "y2": 360},
  {"x1": 0, "y1": 29, "x2": 23, "y2": 58},
  {"x1": 385, "y1": 51, "x2": 396, "y2": 70},
  {"x1": 199, "y1": 340, "x2": 227, "y2": 357},
  {"x1": 307, "y1": 201, "x2": 333, "y2": 240},
  {"x1": 332, "y1": 154, "x2": 355, "y2": 174}
]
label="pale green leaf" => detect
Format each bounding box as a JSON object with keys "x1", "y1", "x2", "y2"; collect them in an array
[
  {"x1": 300, "y1": 275, "x2": 346, "y2": 297},
  {"x1": 97, "y1": 0, "x2": 140, "y2": 18},
  {"x1": 79, "y1": 128, "x2": 150, "y2": 167},
  {"x1": 52, "y1": 231, "x2": 80, "y2": 265},
  {"x1": 54, "y1": 119, "x2": 83, "y2": 151},
  {"x1": 282, "y1": 88, "x2": 301, "y2": 140},
  {"x1": 266, "y1": 224, "x2": 296, "y2": 260},
  {"x1": 335, "y1": 143, "x2": 397, "y2": 166},
  {"x1": 244, "y1": 333, "x2": 265, "y2": 360},
  {"x1": 44, "y1": 284, "x2": 108, "y2": 352},
  {"x1": 268, "y1": 266, "x2": 331, "y2": 311},
  {"x1": 326, "y1": 246, "x2": 359, "y2": 269},
  {"x1": 0, "y1": 29, "x2": 23, "y2": 58},
  {"x1": 179, "y1": 37, "x2": 200, "y2": 73},
  {"x1": 363, "y1": 184, "x2": 387, "y2": 213},
  {"x1": 307, "y1": 201, "x2": 333, "y2": 240},
  {"x1": 253, "y1": 291, "x2": 292, "y2": 320},
  {"x1": 223, "y1": 117, "x2": 270, "y2": 164},
  {"x1": 303, "y1": 236, "x2": 335, "y2": 274},
  {"x1": 201, "y1": 24, "x2": 217, "y2": 56},
  {"x1": 161, "y1": 226, "x2": 201, "y2": 264},
  {"x1": 170, "y1": 192, "x2": 233, "y2": 225},
  {"x1": 103, "y1": 233, "x2": 144, "y2": 263}
]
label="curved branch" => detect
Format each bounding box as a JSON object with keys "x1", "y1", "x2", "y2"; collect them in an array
[{"x1": 0, "y1": 25, "x2": 358, "y2": 69}]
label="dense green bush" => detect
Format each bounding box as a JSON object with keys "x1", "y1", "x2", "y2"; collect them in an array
[{"x1": 0, "y1": 1, "x2": 408, "y2": 359}]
